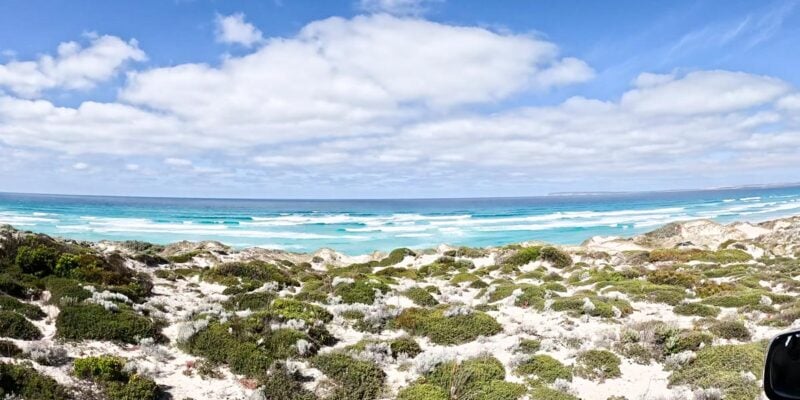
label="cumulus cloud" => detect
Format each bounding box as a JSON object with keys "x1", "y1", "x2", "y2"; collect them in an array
[
  {"x1": 0, "y1": 14, "x2": 797, "y2": 196},
  {"x1": 358, "y1": 0, "x2": 442, "y2": 15},
  {"x1": 0, "y1": 34, "x2": 145, "y2": 98},
  {"x1": 215, "y1": 13, "x2": 264, "y2": 47}
]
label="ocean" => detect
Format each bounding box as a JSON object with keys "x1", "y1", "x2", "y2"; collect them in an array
[{"x1": 1, "y1": 186, "x2": 799, "y2": 255}]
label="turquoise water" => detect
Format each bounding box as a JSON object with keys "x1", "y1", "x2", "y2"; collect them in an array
[{"x1": 1, "y1": 187, "x2": 800, "y2": 255}]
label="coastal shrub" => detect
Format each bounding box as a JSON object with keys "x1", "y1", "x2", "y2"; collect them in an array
[
  {"x1": 518, "y1": 338, "x2": 542, "y2": 354},
  {"x1": 513, "y1": 285, "x2": 546, "y2": 309},
  {"x1": 312, "y1": 352, "x2": 385, "y2": 400},
  {"x1": 673, "y1": 302, "x2": 720, "y2": 317},
  {"x1": 649, "y1": 249, "x2": 752, "y2": 264},
  {"x1": 379, "y1": 248, "x2": 415, "y2": 266},
  {"x1": 709, "y1": 320, "x2": 751, "y2": 341},
  {"x1": 204, "y1": 261, "x2": 298, "y2": 288},
  {"x1": 425, "y1": 355, "x2": 511, "y2": 399},
  {"x1": 540, "y1": 246, "x2": 572, "y2": 269},
  {"x1": 597, "y1": 280, "x2": 687, "y2": 305},
  {"x1": 450, "y1": 272, "x2": 479, "y2": 285},
  {"x1": 389, "y1": 336, "x2": 422, "y2": 358},
  {"x1": 393, "y1": 307, "x2": 502, "y2": 345},
  {"x1": 0, "y1": 310, "x2": 42, "y2": 340},
  {"x1": 15, "y1": 244, "x2": 59, "y2": 276},
  {"x1": 505, "y1": 246, "x2": 541, "y2": 266},
  {"x1": 54, "y1": 253, "x2": 81, "y2": 277},
  {"x1": 469, "y1": 381, "x2": 527, "y2": 400},
  {"x1": 574, "y1": 349, "x2": 621, "y2": 381},
  {"x1": 44, "y1": 277, "x2": 92, "y2": 304},
  {"x1": 376, "y1": 266, "x2": 417, "y2": 280},
  {"x1": 516, "y1": 354, "x2": 572, "y2": 384},
  {"x1": 223, "y1": 291, "x2": 275, "y2": 311},
  {"x1": 530, "y1": 386, "x2": 580, "y2": 400},
  {"x1": 261, "y1": 364, "x2": 317, "y2": 400},
  {"x1": 334, "y1": 280, "x2": 389, "y2": 305},
  {"x1": 646, "y1": 269, "x2": 700, "y2": 288},
  {"x1": 550, "y1": 295, "x2": 633, "y2": 318},
  {"x1": 0, "y1": 340, "x2": 22, "y2": 357},
  {"x1": 0, "y1": 273, "x2": 36, "y2": 299},
  {"x1": 269, "y1": 298, "x2": 332, "y2": 323},
  {"x1": 403, "y1": 287, "x2": 438, "y2": 307},
  {"x1": 397, "y1": 383, "x2": 448, "y2": 400},
  {"x1": 0, "y1": 362, "x2": 70, "y2": 400},
  {"x1": 701, "y1": 290, "x2": 788, "y2": 308},
  {"x1": 0, "y1": 294, "x2": 45, "y2": 320},
  {"x1": 56, "y1": 303, "x2": 161, "y2": 344},
  {"x1": 74, "y1": 355, "x2": 160, "y2": 400},
  {"x1": 443, "y1": 247, "x2": 487, "y2": 258},
  {"x1": 669, "y1": 343, "x2": 764, "y2": 400},
  {"x1": 543, "y1": 282, "x2": 567, "y2": 292},
  {"x1": 182, "y1": 321, "x2": 273, "y2": 377}
]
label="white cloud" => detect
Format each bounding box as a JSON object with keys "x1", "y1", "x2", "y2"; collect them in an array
[
  {"x1": 621, "y1": 70, "x2": 790, "y2": 115},
  {"x1": 164, "y1": 158, "x2": 192, "y2": 166},
  {"x1": 358, "y1": 0, "x2": 442, "y2": 15},
  {"x1": 215, "y1": 13, "x2": 264, "y2": 47},
  {"x1": 125, "y1": 163, "x2": 140, "y2": 171},
  {"x1": 72, "y1": 162, "x2": 89, "y2": 170},
  {"x1": 0, "y1": 35, "x2": 146, "y2": 98}
]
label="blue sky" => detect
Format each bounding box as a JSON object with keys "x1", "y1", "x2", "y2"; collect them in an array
[{"x1": 0, "y1": 0, "x2": 799, "y2": 198}]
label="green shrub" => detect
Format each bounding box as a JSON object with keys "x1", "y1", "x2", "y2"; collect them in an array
[
  {"x1": 389, "y1": 336, "x2": 422, "y2": 358},
  {"x1": 379, "y1": 248, "x2": 415, "y2": 266},
  {"x1": 530, "y1": 386, "x2": 580, "y2": 400},
  {"x1": 54, "y1": 253, "x2": 81, "y2": 277},
  {"x1": 540, "y1": 246, "x2": 572, "y2": 268},
  {"x1": 44, "y1": 277, "x2": 92, "y2": 304},
  {"x1": 74, "y1": 355, "x2": 127, "y2": 381},
  {"x1": 514, "y1": 286, "x2": 546, "y2": 309},
  {"x1": 269, "y1": 298, "x2": 332, "y2": 323},
  {"x1": 425, "y1": 355, "x2": 506, "y2": 399},
  {"x1": 516, "y1": 354, "x2": 572, "y2": 384},
  {"x1": 397, "y1": 383, "x2": 448, "y2": 400},
  {"x1": 0, "y1": 273, "x2": 36, "y2": 298},
  {"x1": 223, "y1": 291, "x2": 275, "y2": 311},
  {"x1": 574, "y1": 349, "x2": 621, "y2": 381},
  {"x1": 403, "y1": 287, "x2": 438, "y2": 307},
  {"x1": 0, "y1": 340, "x2": 22, "y2": 357},
  {"x1": 518, "y1": 338, "x2": 542, "y2": 354},
  {"x1": 56, "y1": 304, "x2": 161, "y2": 344},
  {"x1": 73, "y1": 355, "x2": 160, "y2": 400},
  {"x1": 0, "y1": 310, "x2": 42, "y2": 340},
  {"x1": 182, "y1": 321, "x2": 273, "y2": 377},
  {"x1": 15, "y1": 245, "x2": 59, "y2": 276},
  {"x1": 0, "y1": 294, "x2": 45, "y2": 320},
  {"x1": 709, "y1": 320, "x2": 751, "y2": 341},
  {"x1": 649, "y1": 248, "x2": 752, "y2": 263},
  {"x1": 505, "y1": 246, "x2": 541, "y2": 266},
  {"x1": 312, "y1": 352, "x2": 385, "y2": 400},
  {"x1": 0, "y1": 362, "x2": 70, "y2": 399},
  {"x1": 261, "y1": 364, "x2": 317, "y2": 400},
  {"x1": 204, "y1": 261, "x2": 298, "y2": 288},
  {"x1": 334, "y1": 280, "x2": 389, "y2": 305},
  {"x1": 673, "y1": 302, "x2": 720, "y2": 317},
  {"x1": 647, "y1": 269, "x2": 699, "y2": 288},
  {"x1": 670, "y1": 331, "x2": 714, "y2": 354},
  {"x1": 669, "y1": 343, "x2": 764, "y2": 400},
  {"x1": 393, "y1": 308, "x2": 502, "y2": 345},
  {"x1": 701, "y1": 290, "x2": 784, "y2": 308}
]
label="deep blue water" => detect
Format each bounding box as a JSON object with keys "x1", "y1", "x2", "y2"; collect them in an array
[{"x1": 1, "y1": 187, "x2": 800, "y2": 255}]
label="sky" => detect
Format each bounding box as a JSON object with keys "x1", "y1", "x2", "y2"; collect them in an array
[{"x1": 0, "y1": 0, "x2": 799, "y2": 199}]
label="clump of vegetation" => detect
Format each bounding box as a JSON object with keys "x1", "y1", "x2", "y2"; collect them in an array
[
  {"x1": 0, "y1": 294, "x2": 45, "y2": 320},
  {"x1": 702, "y1": 290, "x2": 789, "y2": 308},
  {"x1": 514, "y1": 286, "x2": 547, "y2": 309},
  {"x1": 515, "y1": 354, "x2": 572, "y2": 384},
  {"x1": 334, "y1": 280, "x2": 390, "y2": 305},
  {"x1": 223, "y1": 290, "x2": 275, "y2": 311},
  {"x1": 574, "y1": 349, "x2": 621, "y2": 381},
  {"x1": 709, "y1": 320, "x2": 751, "y2": 341},
  {"x1": 260, "y1": 363, "x2": 317, "y2": 400},
  {"x1": 422, "y1": 355, "x2": 524, "y2": 400},
  {"x1": 56, "y1": 303, "x2": 162, "y2": 344},
  {"x1": 269, "y1": 298, "x2": 332, "y2": 324},
  {"x1": 74, "y1": 355, "x2": 161, "y2": 400},
  {"x1": 0, "y1": 340, "x2": 22, "y2": 358},
  {"x1": 379, "y1": 248, "x2": 416, "y2": 266},
  {"x1": 389, "y1": 336, "x2": 422, "y2": 358},
  {"x1": 517, "y1": 338, "x2": 542, "y2": 354},
  {"x1": 15, "y1": 244, "x2": 59, "y2": 276},
  {"x1": 397, "y1": 383, "x2": 448, "y2": 400},
  {"x1": 312, "y1": 352, "x2": 385, "y2": 400},
  {"x1": 0, "y1": 362, "x2": 70, "y2": 399},
  {"x1": 393, "y1": 307, "x2": 502, "y2": 345},
  {"x1": 505, "y1": 246, "x2": 541, "y2": 266},
  {"x1": 203, "y1": 260, "x2": 298, "y2": 289},
  {"x1": 403, "y1": 287, "x2": 438, "y2": 307},
  {"x1": 669, "y1": 343, "x2": 764, "y2": 400},
  {"x1": 540, "y1": 246, "x2": 572, "y2": 269},
  {"x1": 649, "y1": 248, "x2": 752, "y2": 264},
  {"x1": 673, "y1": 302, "x2": 720, "y2": 317},
  {"x1": 549, "y1": 294, "x2": 633, "y2": 318},
  {"x1": 0, "y1": 310, "x2": 42, "y2": 340}
]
